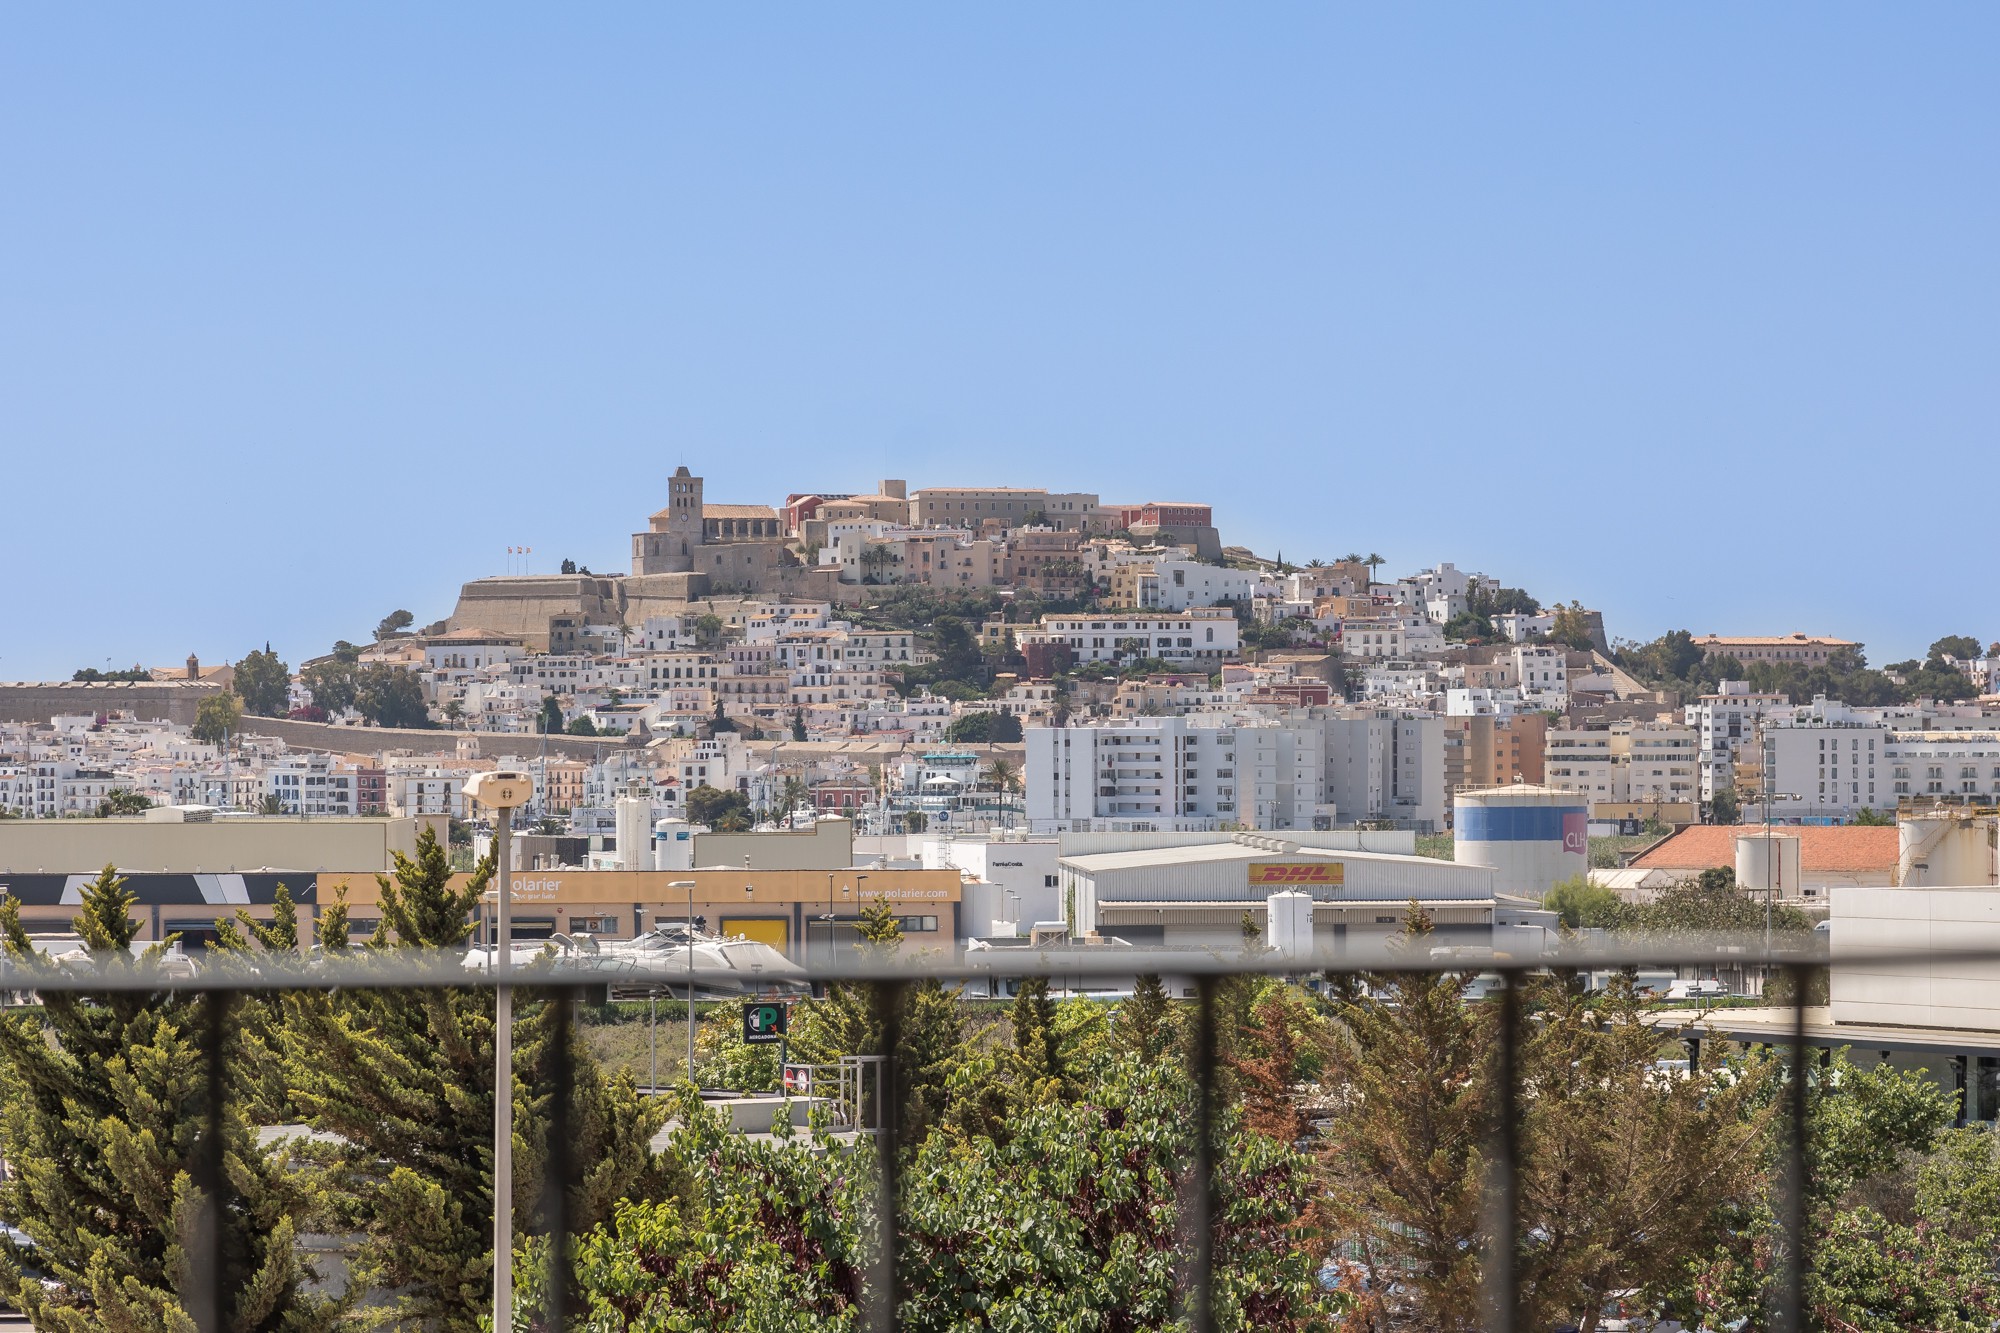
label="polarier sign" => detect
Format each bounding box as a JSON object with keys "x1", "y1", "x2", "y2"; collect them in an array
[
  {"x1": 742, "y1": 1001, "x2": 788, "y2": 1045},
  {"x1": 1247, "y1": 862, "x2": 1344, "y2": 887}
]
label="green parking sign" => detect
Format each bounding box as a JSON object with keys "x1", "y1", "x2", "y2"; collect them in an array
[{"x1": 742, "y1": 1001, "x2": 787, "y2": 1044}]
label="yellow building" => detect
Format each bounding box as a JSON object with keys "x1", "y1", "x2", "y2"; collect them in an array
[{"x1": 318, "y1": 865, "x2": 961, "y2": 959}]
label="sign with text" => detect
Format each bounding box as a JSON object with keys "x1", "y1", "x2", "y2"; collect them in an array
[
  {"x1": 1247, "y1": 862, "x2": 1344, "y2": 887},
  {"x1": 742, "y1": 1001, "x2": 788, "y2": 1045},
  {"x1": 1561, "y1": 812, "x2": 1589, "y2": 857}
]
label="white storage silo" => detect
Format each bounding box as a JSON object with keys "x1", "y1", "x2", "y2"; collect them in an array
[
  {"x1": 1264, "y1": 890, "x2": 1315, "y2": 962},
  {"x1": 1735, "y1": 832, "x2": 1802, "y2": 898},
  {"x1": 1453, "y1": 786, "x2": 1588, "y2": 897},
  {"x1": 653, "y1": 818, "x2": 697, "y2": 872},
  {"x1": 614, "y1": 781, "x2": 652, "y2": 872},
  {"x1": 1899, "y1": 816, "x2": 1998, "y2": 886}
]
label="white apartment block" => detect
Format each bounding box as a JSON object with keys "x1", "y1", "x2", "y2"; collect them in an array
[
  {"x1": 1495, "y1": 612, "x2": 1555, "y2": 643},
  {"x1": 1546, "y1": 722, "x2": 1701, "y2": 809},
  {"x1": 1885, "y1": 732, "x2": 2000, "y2": 804},
  {"x1": 1447, "y1": 688, "x2": 1524, "y2": 718},
  {"x1": 1339, "y1": 620, "x2": 1405, "y2": 659},
  {"x1": 1323, "y1": 712, "x2": 1446, "y2": 832},
  {"x1": 1123, "y1": 560, "x2": 1256, "y2": 612},
  {"x1": 1512, "y1": 645, "x2": 1569, "y2": 711},
  {"x1": 264, "y1": 753, "x2": 358, "y2": 816},
  {"x1": 1684, "y1": 681, "x2": 1788, "y2": 805},
  {"x1": 1023, "y1": 609, "x2": 1240, "y2": 663},
  {"x1": 1027, "y1": 717, "x2": 1326, "y2": 832},
  {"x1": 0, "y1": 762, "x2": 117, "y2": 818}
]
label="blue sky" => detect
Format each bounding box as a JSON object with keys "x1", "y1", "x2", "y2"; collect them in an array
[{"x1": 3, "y1": 6, "x2": 1993, "y2": 679}]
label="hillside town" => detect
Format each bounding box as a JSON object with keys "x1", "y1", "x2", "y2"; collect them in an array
[{"x1": 4, "y1": 468, "x2": 1995, "y2": 851}]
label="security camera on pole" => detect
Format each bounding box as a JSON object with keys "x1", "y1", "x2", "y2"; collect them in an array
[{"x1": 464, "y1": 769, "x2": 534, "y2": 1333}]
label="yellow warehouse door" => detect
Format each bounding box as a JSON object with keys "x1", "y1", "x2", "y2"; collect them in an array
[{"x1": 721, "y1": 917, "x2": 789, "y2": 951}]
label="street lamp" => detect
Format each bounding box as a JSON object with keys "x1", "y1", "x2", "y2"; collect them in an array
[
  {"x1": 1003, "y1": 890, "x2": 1021, "y2": 937},
  {"x1": 462, "y1": 768, "x2": 534, "y2": 1333},
  {"x1": 668, "y1": 880, "x2": 697, "y2": 1084}
]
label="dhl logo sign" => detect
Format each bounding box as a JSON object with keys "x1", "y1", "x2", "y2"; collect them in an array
[{"x1": 1247, "y1": 862, "x2": 1344, "y2": 886}]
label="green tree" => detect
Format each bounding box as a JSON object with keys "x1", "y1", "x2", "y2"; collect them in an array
[
  {"x1": 373, "y1": 609, "x2": 414, "y2": 641},
  {"x1": 1541, "y1": 873, "x2": 1624, "y2": 929},
  {"x1": 233, "y1": 645, "x2": 292, "y2": 716},
  {"x1": 537, "y1": 694, "x2": 564, "y2": 734},
  {"x1": 709, "y1": 698, "x2": 739, "y2": 734},
  {"x1": 279, "y1": 828, "x2": 665, "y2": 1330},
  {"x1": 945, "y1": 711, "x2": 1023, "y2": 744},
  {"x1": 1112, "y1": 974, "x2": 1174, "y2": 1063},
  {"x1": 354, "y1": 663, "x2": 432, "y2": 728},
  {"x1": 1928, "y1": 634, "x2": 1982, "y2": 665},
  {"x1": 191, "y1": 691, "x2": 242, "y2": 745},
  {"x1": 1852, "y1": 805, "x2": 1894, "y2": 826},
  {"x1": 0, "y1": 868, "x2": 330, "y2": 1332},
  {"x1": 694, "y1": 613, "x2": 724, "y2": 647},
  {"x1": 95, "y1": 788, "x2": 153, "y2": 817},
  {"x1": 790, "y1": 707, "x2": 808, "y2": 741},
  {"x1": 564, "y1": 715, "x2": 598, "y2": 736},
  {"x1": 300, "y1": 657, "x2": 358, "y2": 716},
  {"x1": 684, "y1": 784, "x2": 751, "y2": 830},
  {"x1": 1710, "y1": 787, "x2": 1740, "y2": 825}
]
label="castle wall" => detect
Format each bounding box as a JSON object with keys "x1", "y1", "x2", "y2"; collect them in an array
[{"x1": 0, "y1": 681, "x2": 223, "y2": 725}]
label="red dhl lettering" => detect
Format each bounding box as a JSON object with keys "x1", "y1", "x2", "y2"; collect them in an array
[{"x1": 1247, "y1": 863, "x2": 1343, "y2": 885}]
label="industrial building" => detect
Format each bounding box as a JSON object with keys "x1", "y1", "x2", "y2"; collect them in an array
[
  {"x1": 1059, "y1": 829, "x2": 1498, "y2": 953},
  {"x1": 0, "y1": 809, "x2": 445, "y2": 877}
]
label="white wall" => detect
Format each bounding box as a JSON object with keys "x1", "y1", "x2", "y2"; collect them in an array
[{"x1": 1832, "y1": 886, "x2": 2000, "y2": 1029}]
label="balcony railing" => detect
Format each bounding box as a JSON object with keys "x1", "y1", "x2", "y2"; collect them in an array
[{"x1": 4, "y1": 932, "x2": 1992, "y2": 1331}]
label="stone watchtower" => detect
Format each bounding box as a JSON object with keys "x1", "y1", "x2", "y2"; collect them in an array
[{"x1": 632, "y1": 465, "x2": 705, "y2": 574}]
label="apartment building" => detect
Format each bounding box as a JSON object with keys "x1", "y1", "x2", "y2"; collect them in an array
[
  {"x1": 1684, "y1": 681, "x2": 1788, "y2": 806},
  {"x1": 1546, "y1": 721, "x2": 1699, "y2": 814},
  {"x1": 1026, "y1": 717, "x2": 1330, "y2": 832},
  {"x1": 1442, "y1": 713, "x2": 1548, "y2": 799},
  {"x1": 263, "y1": 754, "x2": 358, "y2": 817},
  {"x1": 1109, "y1": 560, "x2": 1256, "y2": 612},
  {"x1": 1021, "y1": 608, "x2": 1240, "y2": 664},
  {"x1": 1323, "y1": 711, "x2": 1446, "y2": 832}
]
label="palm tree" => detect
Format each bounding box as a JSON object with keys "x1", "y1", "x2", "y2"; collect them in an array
[
  {"x1": 1306, "y1": 558, "x2": 1326, "y2": 569},
  {"x1": 781, "y1": 774, "x2": 811, "y2": 815},
  {"x1": 1365, "y1": 552, "x2": 1386, "y2": 581},
  {"x1": 983, "y1": 758, "x2": 1020, "y2": 828},
  {"x1": 1340, "y1": 552, "x2": 1363, "y2": 565},
  {"x1": 96, "y1": 788, "x2": 153, "y2": 817}
]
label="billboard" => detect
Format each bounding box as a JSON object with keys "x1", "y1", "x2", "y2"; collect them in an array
[{"x1": 1246, "y1": 862, "x2": 1344, "y2": 887}]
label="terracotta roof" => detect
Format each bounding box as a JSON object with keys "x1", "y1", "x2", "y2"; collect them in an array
[
  {"x1": 702, "y1": 504, "x2": 779, "y2": 519},
  {"x1": 1694, "y1": 634, "x2": 1856, "y2": 647},
  {"x1": 1630, "y1": 825, "x2": 1899, "y2": 873}
]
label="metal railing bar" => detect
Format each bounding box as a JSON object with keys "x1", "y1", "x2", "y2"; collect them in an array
[
  {"x1": 866, "y1": 980, "x2": 906, "y2": 1333},
  {"x1": 545, "y1": 984, "x2": 576, "y2": 1333},
  {"x1": 1778, "y1": 963, "x2": 1810, "y2": 1333},
  {"x1": 1484, "y1": 968, "x2": 1522, "y2": 1333},
  {"x1": 14, "y1": 932, "x2": 2000, "y2": 993},
  {"x1": 1189, "y1": 974, "x2": 1217, "y2": 1333},
  {"x1": 194, "y1": 989, "x2": 228, "y2": 1333}
]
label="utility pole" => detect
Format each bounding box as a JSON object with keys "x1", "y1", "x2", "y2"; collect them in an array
[{"x1": 463, "y1": 770, "x2": 532, "y2": 1333}]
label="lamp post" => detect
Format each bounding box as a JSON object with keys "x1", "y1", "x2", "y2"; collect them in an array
[
  {"x1": 668, "y1": 880, "x2": 697, "y2": 1084},
  {"x1": 462, "y1": 770, "x2": 534, "y2": 1333},
  {"x1": 1003, "y1": 889, "x2": 1021, "y2": 937}
]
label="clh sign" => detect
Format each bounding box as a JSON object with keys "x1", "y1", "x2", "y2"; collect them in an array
[
  {"x1": 742, "y1": 1001, "x2": 788, "y2": 1044},
  {"x1": 1247, "y1": 862, "x2": 1345, "y2": 886},
  {"x1": 1562, "y1": 812, "x2": 1589, "y2": 857}
]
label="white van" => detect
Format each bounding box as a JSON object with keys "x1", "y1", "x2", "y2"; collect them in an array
[{"x1": 1666, "y1": 978, "x2": 1730, "y2": 1001}]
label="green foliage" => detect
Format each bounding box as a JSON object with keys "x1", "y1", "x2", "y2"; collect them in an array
[
  {"x1": 234, "y1": 645, "x2": 293, "y2": 717},
  {"x1": 71, "y1": 666, "x2": 151, "y2": 682},
  {"x1": 279, "y1": 828, "x2": 665, "y2": 1330},
  {"x1": 790, "y1": 707, "x2": 807, "y2": 741},
  {"x1": 710, "y1": 698, "x2": 740, "y2": 733},
  {"x1": 354, "y1": 662, "x2": 433, "y2": 728},
  {"x1": 1928, "y1": 634, "x2": 1983, "y2": 665},
  {"x1": 537, "y1": 694, "x2": 564, "y2": 734},
  {"x1": 943, "y1": 710, "x2": 1023, "y2": 744},
  {"x1": 191, "y1": 691, "x2": 242, "y2": 744},
  {"x1": 693, "y1": 613, "x2": 725, "y2": 646},
  {"x1": 565, "y1": 714, "x2": 599, "y2": 736},
  {"x1": 1709, "y1": 787, "x2": 1739, "y2": 825},
  {"x1": 95, "y1": 787, "x2": 153, "y2": 817},
  {"x1": 1617, "y1": 630, "x2": 1968, "y2": 706},
  {"x1": 0, "y1": 867, "x2": 332, "y2": 1332},
  {"x1": 685, "y1": 783, "x2": 751, "y2": 830},
  {"x1": 301, "y1": 656, "x2": 358, "y2": 716},
  {"x1": 1541, "y1": 873, "x2": 1623, "y2": 929},
  {"x1": 373, "y1": 609, "x2": 414, "y2": 641},
  {"x1": 1852, "y1": 805, "x2": 1894, "y2": 826},
  {"x1": 1620, "y1": 872, "x2": 1814, "y2": 938}
]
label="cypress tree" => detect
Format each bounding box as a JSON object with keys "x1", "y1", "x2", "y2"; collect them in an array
[
  {"x1": 279, "y1": 826, "x2": 663, "y2": 1330},
  {"x1": 0, "y1": 866, "x2": 329, "y2": 1332},
  {"x1": 1113, "y1": 973, "x2": 1173, "y2": 1063}
]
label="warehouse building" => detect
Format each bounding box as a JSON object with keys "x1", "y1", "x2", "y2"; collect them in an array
[{"x1": 1060, "y1": 830, "x2": 1499, "y2": 953}]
